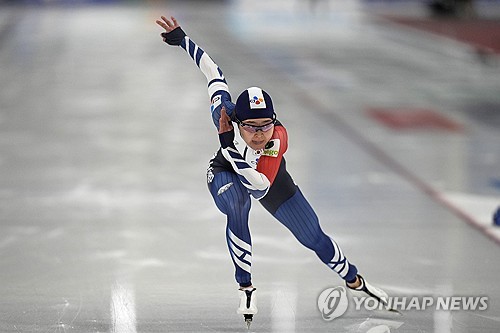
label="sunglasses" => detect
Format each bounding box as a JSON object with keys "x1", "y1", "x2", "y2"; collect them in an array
[
  {"x1": 236, "y1": 119, "x2": 276, "y2": 133},
  {"x1": 235, "y1": 115, "x2": 276, "y2": 133}
]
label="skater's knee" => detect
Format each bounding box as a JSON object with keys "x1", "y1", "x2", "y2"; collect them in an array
[
  {"x1": 295, "y1": 233, "x2": 336, "y2": 264},
  {"x1": 210, "y1": 178, "x2": 251, "y2": 216},
  {"x1": 226, "y1": 195, "x2": 251, "y2": 217},
  {"x1": 300, "y1": 232, "x2": 328, "y2": 253}
]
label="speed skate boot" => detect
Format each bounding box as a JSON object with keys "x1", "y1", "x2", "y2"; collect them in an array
[
  {"x1": 237, "y1": 287, "x2": 257, "y2": 329},
  {"x1": 346, "y1": 275, "x2": 395, "y2": 311}
]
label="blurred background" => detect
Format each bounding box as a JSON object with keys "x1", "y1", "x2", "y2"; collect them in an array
[{"x1": 0, "y1": 0, "x2": 499, "y2": 332}]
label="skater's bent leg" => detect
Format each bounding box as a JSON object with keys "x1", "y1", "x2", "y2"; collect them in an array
[
  {"x1": 209, "y1": 171, "x2": 253, "y2": 287},
  {"x1": 271, "y1": 188, "x2": 358, "y2": 282}
]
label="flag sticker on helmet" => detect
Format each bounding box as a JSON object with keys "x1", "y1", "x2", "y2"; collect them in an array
[{"x1": 247, "y1": 87, "x2": 267, "y2": 110}]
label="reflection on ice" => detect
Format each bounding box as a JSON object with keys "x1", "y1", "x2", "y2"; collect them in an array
[
  {"x1": 271, "y1": 283, "x2": 297, "y2": 333},
  {"x1": 366, "y1": 324, "x2": 391, "y2": 333},
  {"x1": 356, "y1": 318, "x2": 404, "y2": 332},
  {"x1": 111, "y1": 281, "x2": 137, "y2": 333},
  {"x1": 433, "y1": 310, "x2": 452, "y2": 333}
]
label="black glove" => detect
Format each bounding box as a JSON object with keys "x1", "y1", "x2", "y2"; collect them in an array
[{"x1": 161, "y1": 26, "x2": 186, "y2": 46}]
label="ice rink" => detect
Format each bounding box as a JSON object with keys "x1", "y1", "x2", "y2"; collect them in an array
[{"x1": 1, "y1": 0, "x2": 500, "y2": 332}]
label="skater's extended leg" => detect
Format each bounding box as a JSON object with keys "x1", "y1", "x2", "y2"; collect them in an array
[
  {"x1": 264, "y1": 186, "x2": 358, "y2": 283},
  {"x1": 209, "y1": 171, "x2": 253, "y2": 287},
  {"x1": 265, "y1": 187, "x2": 392, "y2": 308}
]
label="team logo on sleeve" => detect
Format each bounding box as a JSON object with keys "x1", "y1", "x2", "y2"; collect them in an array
[
  {"x1": 262, "y1": 139, "x2": 280, "y2": 157},
  {"x1": 206, "y1": 166, "x2": 214, "y2": 183},
  {"x1": 210, "y1": 95, "x2": 222, "y2": 113}
]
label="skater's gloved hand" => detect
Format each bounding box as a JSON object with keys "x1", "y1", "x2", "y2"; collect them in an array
[
  {"x1": 218, "y1": 106, "x2": 235, "y2": 148},
  {"x1": 155, "y1": 16, "x2": 186, "y2": 46}
]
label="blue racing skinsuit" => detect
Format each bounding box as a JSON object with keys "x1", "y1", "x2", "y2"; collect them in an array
[{"x1": 166, "y1": 28, "x2": 358, "y2": 287}]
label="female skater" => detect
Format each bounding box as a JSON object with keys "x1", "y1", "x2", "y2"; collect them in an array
[{"x1": 155, "y1": 15, "x2": 389, "y2": 326}]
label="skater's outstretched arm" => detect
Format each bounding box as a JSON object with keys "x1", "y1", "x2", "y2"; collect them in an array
[{"x1": 156, "y1": 16, "x2": 234, "y2": 130}]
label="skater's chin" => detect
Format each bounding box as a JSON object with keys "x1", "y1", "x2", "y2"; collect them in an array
[{"x1": 250, "y1": 140, "x2": 266, "y2": 150}]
